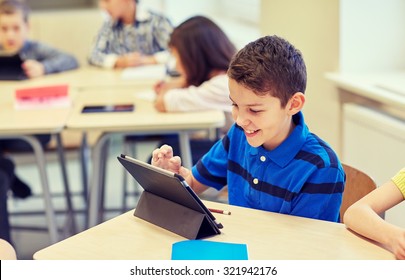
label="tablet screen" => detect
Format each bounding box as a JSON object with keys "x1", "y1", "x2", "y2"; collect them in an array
[{"x1": 82, "y1": 104, "x2": 134, "y2": 113}]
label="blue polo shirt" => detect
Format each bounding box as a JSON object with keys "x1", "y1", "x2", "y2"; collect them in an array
[{"x1": 192, "y1": 112, "x2": 345, "y2": 222}]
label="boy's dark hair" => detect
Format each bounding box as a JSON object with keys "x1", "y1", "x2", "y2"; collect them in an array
[
  {"x1": 0, "y1": 0, "x2": 30, "y2": 23},
  {"x1": 169, "y1": 15, "x2": 236, "y2": 87},
  {"x1": 228, "y1": 35, "x2": 307, "y2": 107}
]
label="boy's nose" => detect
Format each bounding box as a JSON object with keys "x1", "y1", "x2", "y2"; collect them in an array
[{"x1": 235, "y1": 113, "x2": 249, "y2": 127}]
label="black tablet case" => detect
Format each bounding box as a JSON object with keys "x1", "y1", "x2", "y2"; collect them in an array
[{"x1": 117, "y1": 155, "x2": 221, "y2": 240}]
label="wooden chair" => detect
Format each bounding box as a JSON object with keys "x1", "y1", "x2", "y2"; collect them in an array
[{"x1": 340, "y1": 164, "x2": 378, "y2": 222}]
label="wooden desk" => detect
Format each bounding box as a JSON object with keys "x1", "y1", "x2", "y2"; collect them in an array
[
  {"x1": 0, "y1": 66, "x2": 161, "y2": 90},
  {"x1": 0, "y1": 65, "x2": 166, "y2": 242},
  {"x1": 66, "y1": 87, "x2": 225, "y2": 227},
  {"x1": 33, "y1": 200, "x2": 395, "y2": 260},
  {"x1": 0, "y1": 85, "x2": 75, "y2": 243}
]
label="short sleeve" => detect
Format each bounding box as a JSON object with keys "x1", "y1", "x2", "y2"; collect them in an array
[{"x1": 392, "y1": 167, "x2": 405, "y2": 198}]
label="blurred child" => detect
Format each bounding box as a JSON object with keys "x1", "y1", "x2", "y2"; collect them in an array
[
  {"x1": 0, "y1": 0, "x2": 77, "y2": 197},
  {"x1": 152, "y1": 35, "x2": 345, "y2": 222},
  {"x1": 0, "y1": 0, "x2": 79, "y2": 78},
  {"x1": 344, "y1": 167, "x2": 405, "y2": 259},
  {"x1": 152, "y1": 15, "x2": 237, "y2": 163},
  {"x1": 88, "y1": 0, "x2": 173, "y2": 68}
]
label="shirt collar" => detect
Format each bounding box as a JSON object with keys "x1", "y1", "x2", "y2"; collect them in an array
[
  {"x1": 136, "y1": 5, "x2": 151, "y2": 22},
  {"x1": 248, "y1": 111, "x2": 308, "y2": 167},
  {"x1": 113, "y1": 5, "x2": 151, "y2": 28}
]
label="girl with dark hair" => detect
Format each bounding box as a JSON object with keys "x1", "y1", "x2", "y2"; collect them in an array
[{"x1": 153, "y1": 16, "x2": 237, "y2": 163}]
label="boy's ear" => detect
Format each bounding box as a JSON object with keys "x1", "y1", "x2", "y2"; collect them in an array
[{"x1": 287, "y1": 92, "x2": 305, "y2": 115}]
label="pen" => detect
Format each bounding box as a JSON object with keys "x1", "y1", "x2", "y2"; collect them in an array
[{"x1": 208, "y1": 208, "x2": 231, "y2": 215}]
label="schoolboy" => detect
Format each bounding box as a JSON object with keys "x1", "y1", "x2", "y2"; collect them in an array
[
  {"x1": 0, "y1": 0, "x2": 79, "y2": 78},
  {"x1": 152, "y1": 35, "x2": 345, "y2": 222},
  {"x1": 88, "y1": 0, "x2": 173, "y2": 68}
]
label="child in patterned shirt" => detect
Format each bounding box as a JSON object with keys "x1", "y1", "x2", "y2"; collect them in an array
[{"x1": 88, "y1": 0, "x2": 173, "y2": 68}]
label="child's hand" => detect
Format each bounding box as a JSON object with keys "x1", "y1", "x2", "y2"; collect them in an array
[
  {"x1": 390, "y1": 230, "x2": 405, "y2": 260},
  {"x1": 153, "y1": 76, "x2": 186, "y2": 95},
  {"x1": 115, "y1": 52, "x2": 157, "y2": 68},
  {"x1": 151, "y1": 144, "x2": 190, "y2": 179},
  {"x1": 21, "y1": 60, "x2": 45, "y2": 78},
  {"x1": 151, "y1": 144, "x2": 181, "y2": 172},
  {"x1": 153, "y1": 80, "x2": 166, "y2": 94},
  {"x1": 115, "y1": 52, "x2": 143, "y2": 68}
]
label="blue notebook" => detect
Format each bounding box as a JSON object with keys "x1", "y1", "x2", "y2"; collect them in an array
[{"x1": 171, "y1": 240, "x2": 248, "y2": 260}]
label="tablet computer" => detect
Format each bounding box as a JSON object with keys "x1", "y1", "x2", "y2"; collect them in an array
[
  {"x1": 82, "y1": 104, "x2": 134, "y2": 113},
  {"x1": 117, "y1": 154, "x2": 222, "y2": 238},
  {"x1": 0, "y1": 53, "x2": 27, "y2": 80}
]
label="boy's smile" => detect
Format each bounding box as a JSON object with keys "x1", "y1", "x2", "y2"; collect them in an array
[{"x1": 228, "y1": 78, "x2": 296, "y2": 151}]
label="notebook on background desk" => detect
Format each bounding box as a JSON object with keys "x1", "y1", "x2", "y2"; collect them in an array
[
  {"x1": 117, "y1": 154, "x2": 222, "y2": 239},
  {"x1": 0, "y1": 53, "x2": 27, "y2": 80}
]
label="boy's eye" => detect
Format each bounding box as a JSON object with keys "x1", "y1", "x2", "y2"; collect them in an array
[{"x1": 249, "y1": 108, "x2": 262, "y2": 113}]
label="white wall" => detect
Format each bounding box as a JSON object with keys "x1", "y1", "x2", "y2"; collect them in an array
[
  {"x1": 340, "y1": 0, "x2": 405, "y2": 72},
  {"x1": 28, "y1": 0, "x2": 260, "y2": 66},
  {"x1": 30, "y1": 9, "x2": 104, "y2": 66},
  {"x1": 159, "y1": 0, "x2": 217, "y2": 25},
  {"x1": 260, "y1": 0, "x2": 341, "y2": 153},
  {"x1": 157, "y1": 0, "x2": 260, "y2": 49}
]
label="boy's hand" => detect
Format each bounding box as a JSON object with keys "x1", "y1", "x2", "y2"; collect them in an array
[
  {"x1": 115, "y1": 52, "x2": 157, "y2": 68},
  {"x1": 21, "y1": 60, "x2": 45, "y2": 78},
  {"x1": 151, "y1": 144, "x2": 180, "y2": 171},
  {"x1": 151, "y1": 144, "x2": 190, "y2": 179}
]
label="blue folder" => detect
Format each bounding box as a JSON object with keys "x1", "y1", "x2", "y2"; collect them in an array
[{"x1": 171, "y1": 240, "x2": 248, "y2": 260}]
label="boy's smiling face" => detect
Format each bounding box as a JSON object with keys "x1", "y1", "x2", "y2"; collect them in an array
[
  {"x1": 0, "y1": 11, "x2": 28, "y2": 52},
  {"x1": 229, "y1": 78, "x2": 298, "y2": 151}
]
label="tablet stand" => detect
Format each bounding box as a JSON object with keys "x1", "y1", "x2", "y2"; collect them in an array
[{"x1": 135, "y1": 191, "x2": 219, "y2": 240}]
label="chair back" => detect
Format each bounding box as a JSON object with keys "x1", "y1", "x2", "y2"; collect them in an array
[{"x1": 340, "y1": 164, "x2": 378, "y2": 222}]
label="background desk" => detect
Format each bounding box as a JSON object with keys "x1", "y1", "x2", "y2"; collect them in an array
[
  {"x1": 0, "y1": 66, "x2": 162, "y2": 90},
  {"x1": 0, "y1": 85, "x2": 75, "y2": 243},
  {"x1": 33, "y1": 200, "x2": 395, "y2": 260},
  {"x1": 0, "y1": 66, "x2": 180, "y2": 249},
  {"x1": 66, "y1": 87, "x2": 225, "y2": 227}
]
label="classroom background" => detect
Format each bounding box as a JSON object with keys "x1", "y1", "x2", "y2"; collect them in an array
[{"x1": 5, "y1": 0, "x2": 405, "y2": 259}]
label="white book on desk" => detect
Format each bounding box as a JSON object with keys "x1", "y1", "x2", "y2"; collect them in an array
[
  {"x1": 134, "y1": 89, "x2": 156, "y2": 102},
  {"x1": 121, "y1": 64, "x2": 166, "y2": 80}
]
